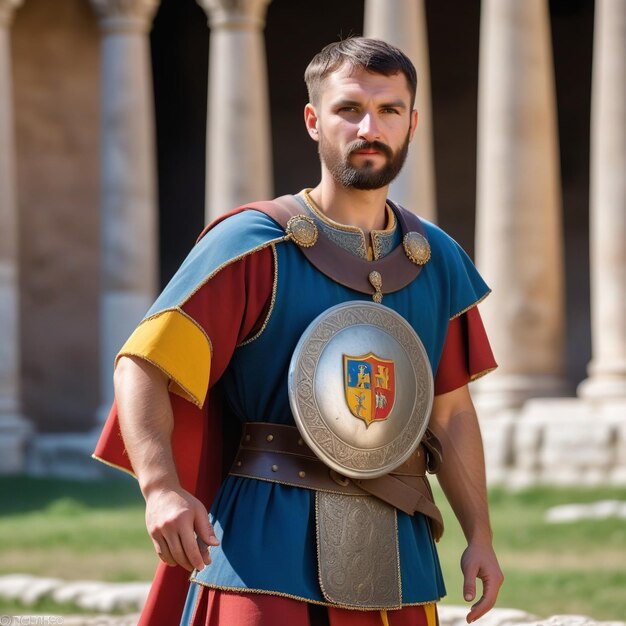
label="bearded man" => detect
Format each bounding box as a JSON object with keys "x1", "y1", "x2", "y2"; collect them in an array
[{"x1": 95, "y1": 37, "x2": 503, "y2": 626}]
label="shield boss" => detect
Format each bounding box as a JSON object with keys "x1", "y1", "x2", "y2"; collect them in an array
[{"x1": 288, "y1": 301, "x2": 433, "y2": 479}]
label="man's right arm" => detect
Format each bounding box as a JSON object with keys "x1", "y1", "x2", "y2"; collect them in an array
[{"x1": 114, "y1": 355, "x2": 219, "y2": 572}]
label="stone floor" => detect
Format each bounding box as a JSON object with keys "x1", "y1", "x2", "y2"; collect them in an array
[{"x1": 0, "y1": 574, "x2": 624, "y2": 626}]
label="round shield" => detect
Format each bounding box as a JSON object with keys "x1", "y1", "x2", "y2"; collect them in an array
[{"x1": 288, "y1": 301, "x2": 434, "y2": 479}]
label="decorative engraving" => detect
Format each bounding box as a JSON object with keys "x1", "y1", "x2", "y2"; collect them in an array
[
  {"x1": 403, "y1": 232, "x2": 431, "y2": 266},
  {"x1": 286, "y1": 215, "x2": 318, "y2": 248},
  {"x1": 368, "y1": 270, "x2": 383, "y2": 303},
  {"x1": 301, "y1": 190, "x2": 368, "y2": 259},
  {"x1": 288, "y1": 302, "x2": 434, "y2": 479},
  {"x1": 316, "y1": 492, "x2": 401, "y2": 608}
]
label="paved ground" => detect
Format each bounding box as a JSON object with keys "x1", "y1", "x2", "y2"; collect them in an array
[{"x1": 0, "y1": 575, "x2": 623, "y2": 626}]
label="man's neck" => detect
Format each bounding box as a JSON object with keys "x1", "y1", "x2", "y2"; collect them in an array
[{"x1": 308, "y1": 180, "x2": 390, "y2": 236}]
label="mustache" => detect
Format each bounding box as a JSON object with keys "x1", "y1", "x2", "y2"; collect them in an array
[{"x1": 346, "y1": 140, "x2": 393, "y2": 159}]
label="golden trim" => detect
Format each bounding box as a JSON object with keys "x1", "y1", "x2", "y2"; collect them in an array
[
  {"x1": 238, "y1": 244, "x2": 279, "y2": 347},
  {"x1": 370, "y1": 204, "x2": 397, "y2": 261},
  {"x1": 180, "y1": 236, "x2": 288, "y2": 308},
  {"x1": 403, "y1": 232, "x2": 431, "y2": 266},
  {"x1": 115, "y1": 308, "x2": 212, "y2": 406},
  {"x1": 116, "y1": 351, "x2": 203, "y2": 408},
  {"x1": 449, "y1": 290, "x2": 491, "y2": 320},
  {"x1": 302, "y1": 189, "x2": 398, "y2": 262},
  {"x1": 174, "y1": 306, "x2": 214, "y2": 358},
  {"x1": 187, "y1": 579, "x2": 442, "y2": 611},
  {"x1": 470, "y1": 366, "x2": 497, "y2": 382},
  {"x1": 394, "y1": 506, "x2": 403, "y2": 603},
  {"x1": 302, "y1": 189, "x2": 366, "y2": 237},
  {"x1": 286, "y1": 215, "x2": 319, "y2": 248},
  {"x1": 302, "y1": 189, "x2": 395, "y2": 236},
  {"x1": 91, "y1": 454, "x2": 137, "y2": 479},
  {"x1": 370, "y1": 233, "x2": 383, "y2": 261}
]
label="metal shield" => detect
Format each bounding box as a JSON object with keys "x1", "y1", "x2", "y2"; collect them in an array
[{"x1": 288, "y1": 301, "x2": 433, "y2": 479}]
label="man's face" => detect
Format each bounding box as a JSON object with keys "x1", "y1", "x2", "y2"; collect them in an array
[{"x1": 310, "y1": 65, "x2": 416, "y2": 190}]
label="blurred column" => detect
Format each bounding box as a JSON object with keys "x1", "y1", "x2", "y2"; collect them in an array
[
  {"x1": 0, "y1": 0, "x2": 31, "y2": 473},
  {"x1": 578, "y1": 0, "x2": 626, "y2": 401},
  {"x1": 90, "y1": 0, "x2": 160, "y2": 423},
  {"x1": 364, "y1": 0, "x2": 436, "y2": 221},
  {"x1": 198, "y1": 0, "x2": 273, "y2": 221},
  {"x1": 473, "y1": 0, "x2": 567, "y2": 412}
]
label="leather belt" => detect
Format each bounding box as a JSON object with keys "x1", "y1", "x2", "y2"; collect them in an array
[{"x1": 228, "y1": 422, "x2": 444, "y2": 540}]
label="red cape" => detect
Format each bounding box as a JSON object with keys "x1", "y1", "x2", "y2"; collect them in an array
[{"x1": 94, "y1": 393, "x2": 223, "y2": 626}]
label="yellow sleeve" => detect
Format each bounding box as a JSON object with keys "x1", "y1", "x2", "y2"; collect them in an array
[{"x1": 116, "y1": 308, "x2": 212, "y2": 408}]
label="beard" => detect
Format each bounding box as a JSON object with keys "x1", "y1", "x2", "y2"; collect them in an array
[{"x1": 318, "y1": 129, "x2": 411, "y2": 190}]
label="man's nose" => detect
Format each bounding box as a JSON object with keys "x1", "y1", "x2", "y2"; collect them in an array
[{"x1": 357, "y1": 113, "x2": 380, "y2": 141}]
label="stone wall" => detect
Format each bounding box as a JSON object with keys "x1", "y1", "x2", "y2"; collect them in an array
[
  {"x1": 12, "y1": 0, "x2": 100, "y2": 433},
  {"x1": 480, "y1": 398, "x2": 626, "y2": 487}
]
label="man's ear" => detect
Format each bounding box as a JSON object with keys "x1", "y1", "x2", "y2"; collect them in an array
[
  {"x1": 409, "y1": 109, "x2": 418, "y2": 142},
  {"x1": 304, "y1": 104, "x2": 320, "y2": 141}
]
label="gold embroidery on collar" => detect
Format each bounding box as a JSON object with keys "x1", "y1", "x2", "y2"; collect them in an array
[
  {"x1": 301, "y1": 189, "x2": 397, "y2": 261},
  {"x1": 302, "y1": 189, "x2": 366, "y2": 237}
]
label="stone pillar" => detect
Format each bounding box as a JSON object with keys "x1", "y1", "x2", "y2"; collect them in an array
[
  {"x1": 578, "y1": 0, "x2": 626, "y2": 402},
  {"x1": 0, "y1": 0, "x2": 32, "y2": 473},
  {"x1": 198, "y1": 0, "x2": 273, "y2": 221},
  {"x1": 364, "y1": 0, "x2": 436, "y2": 221},
  {"x1": 90, "y1": 0, "x2": 160, "y2": 423},
  {"x1": 473, "y1": 0, "x2": 567, "y2": 412}
]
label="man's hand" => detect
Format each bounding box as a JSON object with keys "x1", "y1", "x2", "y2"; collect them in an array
[
  {"x1": 460, "y1": 542, "x2": 504, "y2": 623},
  {"x1": 145, "y1": 486, "x2": 220, "y2": 572},
  {"x1": 114, "y1": 356, "x2": 220, "y2": 572}
]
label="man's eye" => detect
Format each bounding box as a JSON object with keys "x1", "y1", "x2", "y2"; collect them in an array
[
  {"x1": 338, "y1": 106, "x2": 358, "y2": 113},
  {"x1": 382, "y1": 108, "x2": 399, "y2": 114}
]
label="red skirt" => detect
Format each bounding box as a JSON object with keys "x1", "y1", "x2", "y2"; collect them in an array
[{"x1": 188, "y1": 588, "x2": 437, "y2": 626}]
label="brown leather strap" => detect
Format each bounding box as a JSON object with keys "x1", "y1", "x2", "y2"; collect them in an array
[
  {"x1": 229, "y1": 423, "x2": 444, "y2": 540},
  {"x1": 245, "y1": 195, "x2": 428, "y2": 296},
  {"x1": 353, "y1": 475, "x2": 444, "y2": 540}
]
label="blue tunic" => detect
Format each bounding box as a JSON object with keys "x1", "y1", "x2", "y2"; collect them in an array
[{"x1": 171, "y1": 208, "x2": 491, "y2": 607}]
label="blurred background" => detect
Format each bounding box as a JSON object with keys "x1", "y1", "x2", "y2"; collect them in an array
[{"x1": 0, "y1": 0, "x2": 625, "y2": 621}]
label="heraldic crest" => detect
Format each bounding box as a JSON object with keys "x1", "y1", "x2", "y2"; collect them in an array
[
  {"x1": 288, "y1": 301, "x2": 433, "y2": 480},
  {"x1": 343, "y1": 353, "x2": 395, "y2": 426}
]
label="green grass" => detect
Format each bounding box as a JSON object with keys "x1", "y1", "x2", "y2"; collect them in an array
[
  {"x1": 1, "y1": 477, "x2": 625, "y2": 619},
  {"x1": 0, "y1": 475, "x2": 154, "y2": 583},
  {"x1": 434, "y1": 485, "x2": 626, "y2": 620}
]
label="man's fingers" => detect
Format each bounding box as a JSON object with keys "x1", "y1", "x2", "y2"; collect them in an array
[
  {"x1": 162, "y1": 532, "x2": 195, "y2": 572},
  {"x1": 151, "y1": 537, "x2": 176, "y2": 567},
  {"x1": 467, "y1": 590, "x2": 496, "y2": 624},
  {"x1": 462, "y1": 561, "x2": 477, "y2": 602},
  {"x1": 466, "y1": 571, "x2": 503, "y2": 623},
  {"x1": 195, "y1": 509, "x2": 220, "y2": 548},
  {"x1": 180, "y1": 527, "x2": 208, "y2": 572}
]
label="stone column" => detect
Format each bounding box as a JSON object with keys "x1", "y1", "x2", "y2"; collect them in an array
[
  {"x1": 0, "y1": 0, "x2": 31, "y2": 472},
  {"x1": 473, "y1": 0, "x2": 567, "y2": 412},
  {"x1": 364, "y1": 0, "x2": 436, "y2": 221},
  {"x1": 90, "y1": 0, "x2": 160, "y2": 423},
  {"x1": 198, "y1": 0, "x2": 273, "y2": 222},
  {"x1": 578, "y1": 0, "x2": 626, "y2": 401}
]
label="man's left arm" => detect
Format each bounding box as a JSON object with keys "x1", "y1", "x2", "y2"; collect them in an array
[{"x1": 428, "y1": 384, "x2": 504, "y2": 624}]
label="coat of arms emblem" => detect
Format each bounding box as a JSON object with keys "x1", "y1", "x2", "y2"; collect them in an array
[{"x1": 343, "y1": 353, "x2": 396, "y2": 426}]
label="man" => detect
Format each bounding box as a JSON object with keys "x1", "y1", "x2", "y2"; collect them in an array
[{"x1": 95, "y1": 37, "x2": 503, "y2": 626}]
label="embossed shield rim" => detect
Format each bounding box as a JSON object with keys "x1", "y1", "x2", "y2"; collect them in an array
[{"x1": 288, "y1": 301, "x2": 434, "y2": 479}]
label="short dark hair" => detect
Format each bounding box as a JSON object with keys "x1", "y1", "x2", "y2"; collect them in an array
[{"x1": 304, "y1": 37, "x2": 417, "y2": 107}]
